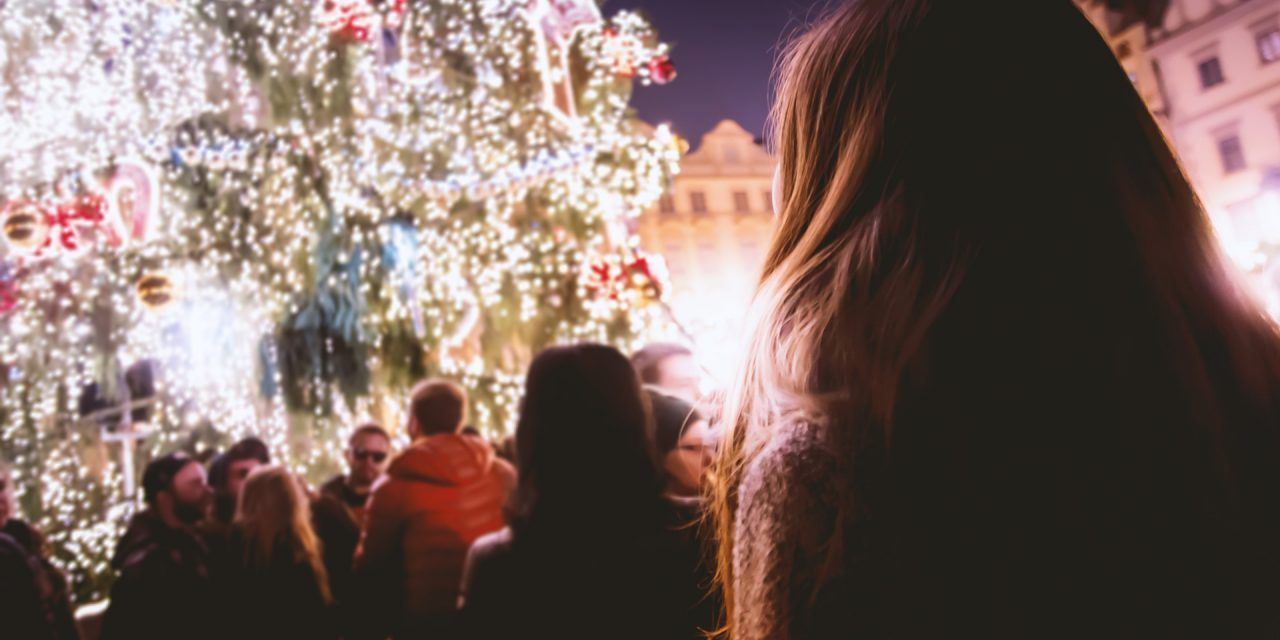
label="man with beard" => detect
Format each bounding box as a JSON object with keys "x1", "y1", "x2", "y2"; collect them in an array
[{"x1": 101, "y1": 453, "x2": 215, "y2": 640}]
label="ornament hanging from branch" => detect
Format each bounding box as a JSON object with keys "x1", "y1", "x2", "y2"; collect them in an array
[{"x1": 136, "y1": 272, "x2": 175, "y2": 311}]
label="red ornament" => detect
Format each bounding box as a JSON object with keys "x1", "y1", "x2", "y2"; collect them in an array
[
  {"x1": 47, "y1": 193, "x2": 110, "y2": 255},
  {"x1": 322, "y1": 0, "x2": 403, "y2": 42},
  {"x1": 648, "y1": 55, "x2": 677, "y2": 85},
  {"x1": 0, "y1": 278, "x2": 17, "y2": 315}
]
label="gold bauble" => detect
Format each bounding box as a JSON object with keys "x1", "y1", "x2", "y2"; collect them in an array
[
  {"x1": 136, "y1": 272, "x2": 175, "y2": 310},
  {"x1": 2, "y1": 201, "x2": 49, "y2": 251}
]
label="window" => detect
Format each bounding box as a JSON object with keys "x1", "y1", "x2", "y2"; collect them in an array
[
  {"x1": 1217, "y1": 134, "x2": 1246, "y2": 174},
  {"x1": 733, "y1": 191, "x2": 750, "y2": 213},
  {"x1": 1198, "y1": 55, "x2": 1225, "y2": 89},
  {"x1": 658, "y1": 194, "x2": 675, "y2": 215},
  {"x1": 1258, "y1": 25, "x2": 1280, "y2": 63},
  {"x1": 763, "y1": 190, "x2": 774, "y2": 214},
  {"x1": 690, "y1": 191, "x2": 708, "y2": 215}
]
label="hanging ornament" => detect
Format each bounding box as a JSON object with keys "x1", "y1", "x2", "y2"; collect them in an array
[
  {"x1": 47, "y1": 192, "x2": 110, "y2": 256},
  {"x1": 2, "y1": 200, "x2": 51, "y2": 252},
  {"x1": 0, "y1": 265, "x2": 18, "y2": 315},
  {"x1": 647, "y1": 55, "x2": 677, "y2": 85},
  {"x1": 322, "y1": 0, "x2": 405, "y2": 43},
  {"x1": 136, "y1": 272, "x2": 175, "y2": 310},
  {"x1": 100, "y1": 159, "x2": 159, "y2": 244}
]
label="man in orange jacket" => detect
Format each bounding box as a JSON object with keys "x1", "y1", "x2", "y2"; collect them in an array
[{"x1": 354, "y1": 380, "x2": 515, "y2": 639}]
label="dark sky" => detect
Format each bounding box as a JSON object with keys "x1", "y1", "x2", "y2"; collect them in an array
[{"x1": 604, "y1": 0, "x2": 832, "y2": 146}]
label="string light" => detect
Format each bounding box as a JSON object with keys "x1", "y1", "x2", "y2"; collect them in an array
[{"x1": 0, "y1": 0, "x2": 681, "y2": 601}]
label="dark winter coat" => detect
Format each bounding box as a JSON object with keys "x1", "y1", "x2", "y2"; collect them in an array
[
  {"x1": 100, "y1": 510, "x2": 215, "y2": 640},
  {"x1": 0, "y1": 519, "x2": 80, "y2": 640},
  {"x1": 457, "y1": 497, "x2": 718, "y2": 640},
  {"x1": 312, "y1": 474, "x2": 367, "y2": 638},
  {"x1": 215, "y1": 528, "x2": 338, "y2": 640}
]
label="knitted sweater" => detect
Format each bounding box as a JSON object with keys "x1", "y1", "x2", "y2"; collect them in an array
[{"x1": 732, "y1": 422, "x2": 844, "y2": 640}]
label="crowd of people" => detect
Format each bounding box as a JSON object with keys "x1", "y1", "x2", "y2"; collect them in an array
[
  {"x1": 9, "y1": 0, "x2": 1280, "y2": 638},
  {"x1": 2, "y1": 342, "x2": 715, "y2": 640}
]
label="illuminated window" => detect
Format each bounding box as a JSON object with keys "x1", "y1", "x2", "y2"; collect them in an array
[
  {"x1": 1198, "y1": 55, "x2": 1225, "y2": 90},
  {"x1": 1217, "y1": 134, "x2": 1246, "y2": 174},
  {"x1": 658, "y1": 194, "x2": 675, "y2": 215},
  {"x1": 1258, "y1": 24, "x2": 1280, "y2": 63},
  {"x1": 690, "y1": 191, "x2": 708, "y2": 214}
]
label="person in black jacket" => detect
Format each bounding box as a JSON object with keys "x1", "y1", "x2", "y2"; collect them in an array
[
  {"x1": 0, "y1": 459, "x2": 80, "y2": 640},
  {"x1": 101, "y1": 453, "x2": 214, "y2": 640},
  {"x1": 458, "y1": 344, "x2": 715, "y2": 640},
  {"x1": 218, "y1": 465, "x2": 337, "y2": 640}
]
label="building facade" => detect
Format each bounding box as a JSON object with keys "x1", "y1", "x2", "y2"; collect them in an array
[
  {"x1": 634, "y1": 119, "x2": 776, "y2": 382},
  {"x1": 1146, "y1": 0, "x2": 1280, "y2": 256},
  {"x1": 1079, "y1": 0, "x2": 1280, "y2": 315}
]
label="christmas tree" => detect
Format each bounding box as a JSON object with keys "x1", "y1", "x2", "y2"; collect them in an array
[{"x1": 0, "y1": 0, "x2": 681, "y2": 601}]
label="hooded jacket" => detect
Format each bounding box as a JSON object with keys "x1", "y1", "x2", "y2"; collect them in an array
[{"x1": 355, "y1": 432, "x2": 514, "y2": 626}]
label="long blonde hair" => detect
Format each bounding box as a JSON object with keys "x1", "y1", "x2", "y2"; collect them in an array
[
  {"x1": 712, "y1": 0, "x2": 1280, "y2": 635},
  {"x1": 236, "y1": 465, "x2": 332, "y2": 603}
]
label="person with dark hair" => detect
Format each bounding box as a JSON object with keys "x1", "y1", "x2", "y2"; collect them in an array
[
  {"x1": 647, "y1": 389, "x2": 715, "y2": 498},
  {"x1": 312, "y1": 422, "x2": 391, "y2": 630},
  {"x1": 216, "y1": 466, "x2": 337, "y2": 640},
  {"x1": 207, "y1": 437, "x2": 271, "y2": 530},
  {"x1": 630, "y1": 342, "x2": 701, "y2": 401},
  {"x1": 355, "y1": 380, "x2": 514, "y2": 638},
  {"x1": 712, "y1": 1, "x2": 1280, "y2": 639},
  {"x1": 458, "y1": 345, "x2": 716, "y2": 640},
  {"x1": 102, "y1": 453, "x2": 214, "y2": 640},
  {"x1": 0, "y1": 459, "x2": 80, "y2": 640}
]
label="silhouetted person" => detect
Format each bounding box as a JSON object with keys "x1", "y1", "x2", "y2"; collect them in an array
[
  {"x1": 207, "y1": 437, "x2": 270, "y2": 532},
  {"x1": 459, "y1": 345, "x2": 716, "y2": 640},
  {"x1": 712, "y1": 1, "x2": 1280, "y2": 638},
  {"x1": 313, "y1": 422, "x2": 391, "y2": 634},
  {"x1": 631, "y1": 343, "x2": 702, "y2": 401},
  {"x1": 0, "y1": 459, "x2": 80, "y2": 640},
  {"x1": 648, "y1": 388, "x2": 716, "y2": 498},
  {"x1": 102, "y1": 453, "x2": 214, "y2": 640},
  {"x1": 355, "y1": 380, "x2": 514, "y2": 639},
  {"x1": 217, "y1": 466, "x2": 337, "y2": 640}
]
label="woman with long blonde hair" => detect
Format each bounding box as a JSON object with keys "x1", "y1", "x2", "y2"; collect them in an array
[
  {"x1": 713, "y1": 1, "x2": 1280, "y2": 638},
  {"x1": 220, "y1": 465, "x2": 337, "y2": 639}
]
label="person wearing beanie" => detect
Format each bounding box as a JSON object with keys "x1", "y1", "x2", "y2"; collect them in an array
[
  {"x1": 647, "y1": 388, "x2": 716, "y2": 498},
  {"x1": 102, "y1": 452, "x2": 216, "y2": 640}
]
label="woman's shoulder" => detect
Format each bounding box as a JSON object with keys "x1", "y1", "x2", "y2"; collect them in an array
[{"x1": 740, "y1": 421, "x2": 839, "y2": 509}]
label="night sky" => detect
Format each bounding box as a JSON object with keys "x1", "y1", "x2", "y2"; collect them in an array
[{"x1": 604, "y1": 0, "x2": 833, "y2": 146}]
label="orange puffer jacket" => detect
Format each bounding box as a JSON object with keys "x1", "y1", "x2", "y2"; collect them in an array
[{"x1": 355, "y1": 433, "x2": 515, "y2": 624}]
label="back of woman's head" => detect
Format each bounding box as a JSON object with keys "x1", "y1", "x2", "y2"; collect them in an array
[
  {"x1": 236, "y1": 466, "x2": 330, "y2": 601},
  {"x1": 716, "y1": 0, "x2": 1280, "y2": 632},
  {"x1": 509, "y1": 344, "x2": 666, "y2": 538}
]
